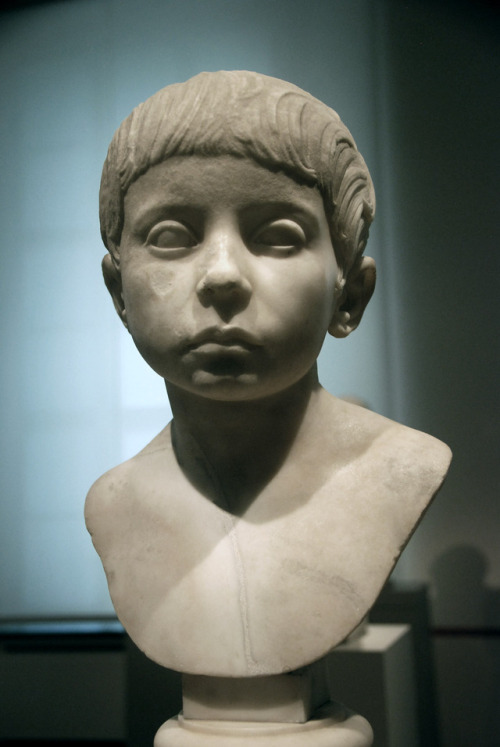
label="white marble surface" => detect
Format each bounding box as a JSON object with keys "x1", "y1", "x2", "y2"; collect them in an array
[
  {"x1": 86, "y1": 71, "x2": 451, "y2": 681},
  {"x1": 182, "y1": 658, "x2": 329, "y2": 723},
  {"x1": 154, "y1": 702, "x2": 373, "y2": 746},
  {"x1": 86, "y1": 394, "x2": 450, "y2": 676}
]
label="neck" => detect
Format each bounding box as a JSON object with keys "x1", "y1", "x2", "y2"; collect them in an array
[{"x1": 167, "y1": 367, "x2": 321, "y2": 512}]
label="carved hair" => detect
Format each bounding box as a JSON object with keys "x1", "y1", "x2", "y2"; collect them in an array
[{"x1": 99, "y1": 70, "x2": 375, "y2": 275}]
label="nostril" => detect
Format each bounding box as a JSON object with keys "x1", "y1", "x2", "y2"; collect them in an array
[
  {"x1": 196, "y1": 272, "x2": 252, "y2": 315},
  {"x1": 197, "y1": 268, "x2": 250, "y2": 293},
  {"x1": 198, "y1": 278, "x2": 238, "y2": 296}
]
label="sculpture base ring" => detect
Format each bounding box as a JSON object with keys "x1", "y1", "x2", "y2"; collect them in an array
[{"x1": 154, "y1": 701, "x2": 373, "y2": 746}]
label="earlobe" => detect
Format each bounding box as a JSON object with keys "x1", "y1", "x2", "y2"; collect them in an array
[
  {"x1": 102, "y1": 252, "x2": 128, "y2": 329},
  {"x1": 329, "y1": 256, "x2": 376, "y2": 339}
]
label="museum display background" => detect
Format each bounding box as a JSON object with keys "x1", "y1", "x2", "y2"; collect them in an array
[{"x1": 0, "y1": 0, "x2": 498, "y2": 744}]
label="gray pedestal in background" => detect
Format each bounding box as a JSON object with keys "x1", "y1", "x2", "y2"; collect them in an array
[{"x1": 328, "y1": 624, "x2": 417, "y2": 747}]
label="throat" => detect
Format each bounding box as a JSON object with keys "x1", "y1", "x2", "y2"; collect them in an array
[
  {"x1": 171, "y1": 416, "x2": 287, "y2": 514},
  {"x1": 168, "y1": 372, "x2": 321, "y2": 514}
]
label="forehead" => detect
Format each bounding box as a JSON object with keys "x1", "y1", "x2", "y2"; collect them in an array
[{"x1": 123, "y1": 155, "x2": 326, "y2": 229}]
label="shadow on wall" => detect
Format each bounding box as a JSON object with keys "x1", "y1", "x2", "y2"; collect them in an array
[{"x1": 430, "y1": 545, "x2": 500, "y2": 630}]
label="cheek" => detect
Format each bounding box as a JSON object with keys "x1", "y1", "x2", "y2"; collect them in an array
[
  {"x1": 149, "y1": 268, "x2": 176, "y2": 298},
  {"x1": 282, "y1": 263, "x2": 339, "y2": 330},
  {"x1": 123, "y1": 264, "x2": 178, "y2": 315},
  {"x1": 122, "y1": 263, "x2": 187, "y2": 343}
]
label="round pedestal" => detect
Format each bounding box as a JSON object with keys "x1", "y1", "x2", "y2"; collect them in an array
[{"x1": 154, "y1": 702, "x2": 373, "y2": 746}]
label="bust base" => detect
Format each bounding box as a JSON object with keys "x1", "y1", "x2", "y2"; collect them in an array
[{"x1": 154, "y1": 702, "x2": 373, "y2": 746}]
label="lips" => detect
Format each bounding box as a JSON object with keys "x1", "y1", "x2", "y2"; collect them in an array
[{"x1": 186, "y1": 327, "x2": 261, "y2": 351}]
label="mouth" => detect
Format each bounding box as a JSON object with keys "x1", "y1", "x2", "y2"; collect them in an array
[{"x1": 186, "y1": 327, "x2": 261, "y2": 352}]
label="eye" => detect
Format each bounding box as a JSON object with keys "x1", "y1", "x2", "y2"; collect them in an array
[
  {"x1": 252, "y1": 219, "x2": 307, "y2": 254},
  {"x1": 146, "y1": 220, "x2": 198, "y2": 253}
]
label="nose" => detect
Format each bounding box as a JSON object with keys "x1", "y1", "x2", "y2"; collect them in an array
[{"x1": 196, "y1": 229, "x2": 252, "y2": 316}]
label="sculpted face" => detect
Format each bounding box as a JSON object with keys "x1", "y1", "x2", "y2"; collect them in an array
[{"x1": 117, "y1": 155, "x2": 343, "y2": 401}]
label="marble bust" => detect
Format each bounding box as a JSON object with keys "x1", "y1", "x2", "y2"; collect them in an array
[{"x1": 85, "y1": 71, "x2": 451, "y2": 680}]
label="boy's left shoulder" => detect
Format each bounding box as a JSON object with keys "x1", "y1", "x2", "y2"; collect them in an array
[
  {"x1": 324, "y1": 396, "x2": 452, "y2": 497},
  {"x1": 351, "y1": 405, "x2": 453, "y2": 518},
  {"x1": 371, "y1": 410, "x2": 452, "y2": 488}
]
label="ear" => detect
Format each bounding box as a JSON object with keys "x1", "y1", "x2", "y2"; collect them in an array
[
  {"x1": 329, "y1": 256, "x2": 376, "y2": 339},
  {"x1": 102, "y1": 252, "x2": 128, "y2": 329}
]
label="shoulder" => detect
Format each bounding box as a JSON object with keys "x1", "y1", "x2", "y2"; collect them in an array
[
  {"x1": 339, "y1": 401, "x2": 452, "y2": 529},
  {"x1": 317, "y1": 392, "x2": 452, "y2": 495},
  {"x1": 367, "y1": 409, "x2": 452, "y2": 490},
  {"x1": 84, "y1": 424, "x2": 173, "y2": 532}
]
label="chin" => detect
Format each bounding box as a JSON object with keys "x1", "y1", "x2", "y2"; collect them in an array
[
  {"x1": 188, "y1": 371, "x2": 266, "y2": 401},
  {"x1": 178, "y1": 367, "x2": 313, "y2": 403}
]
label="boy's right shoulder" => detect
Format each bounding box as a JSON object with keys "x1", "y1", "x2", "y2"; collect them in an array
[
  {"x1": 85, "y1": 459, "x2": 133, "y2": 512},
  {"x1": 85, "y1": 424, "x2": 172, "y2": 521}
]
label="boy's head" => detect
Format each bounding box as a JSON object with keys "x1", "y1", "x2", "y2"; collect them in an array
[{"x1": 99, "y1": 70, "x2": 375, "y2": 278}]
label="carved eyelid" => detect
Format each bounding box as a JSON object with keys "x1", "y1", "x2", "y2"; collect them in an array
[
  {"x1": 143, "y1": 214, "x2": 310, "y2": 253},
  {"x1": 146, "y1": 219, "x2": 198, "y2": 248},
  {"x1": 252, "y1": 218, "x2": 308, "y2": 247}
]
